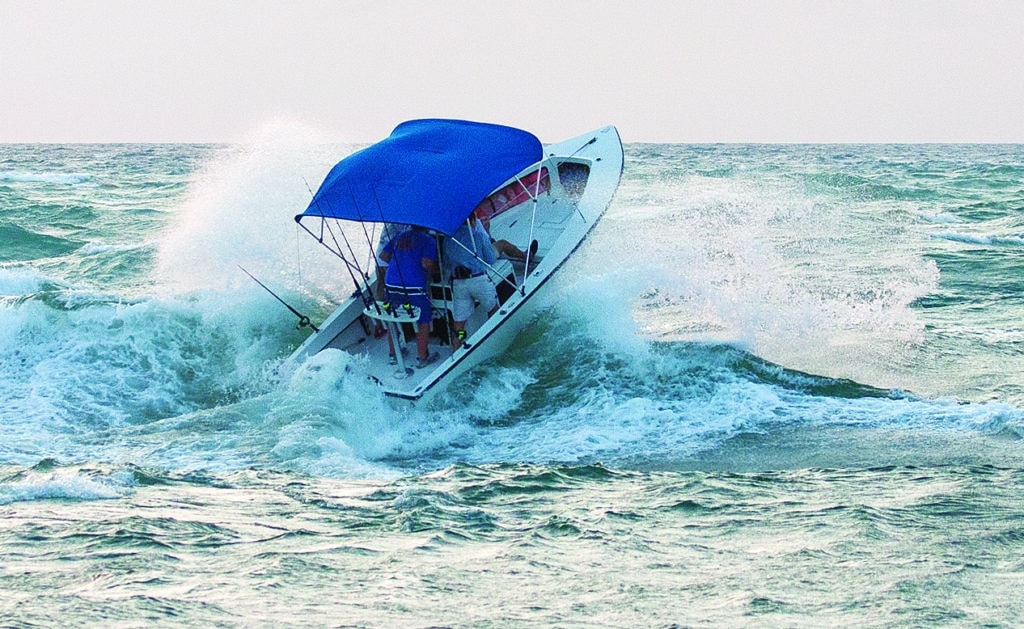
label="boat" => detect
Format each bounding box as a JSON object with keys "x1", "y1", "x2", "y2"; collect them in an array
[{"x1": 286, "y1": 119, "x2": 623, "y2": 405}]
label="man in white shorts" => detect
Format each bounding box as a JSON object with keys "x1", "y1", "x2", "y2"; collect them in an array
[{"x1": 446, "y1": 213, "x2": 499, "y2": 350}]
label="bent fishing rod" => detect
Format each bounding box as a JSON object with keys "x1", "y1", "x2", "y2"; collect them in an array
[{"x1": 239, "y1": 265, "x2": 319, "y2": 333}]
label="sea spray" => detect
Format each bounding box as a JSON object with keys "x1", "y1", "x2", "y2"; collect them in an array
[
  {"x1": 590, "y1": 167, "x2": 940, "y2": 393},
  {"x1": 154, "y1": 121, "x2": 358, "y2": 303}
]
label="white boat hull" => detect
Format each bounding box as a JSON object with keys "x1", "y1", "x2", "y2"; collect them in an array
[{"x1": 286, "y1": 125, "x2": 623, "y2": 405}]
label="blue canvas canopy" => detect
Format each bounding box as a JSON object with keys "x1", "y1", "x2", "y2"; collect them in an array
[{"x1": 295, "y1": 119, "x2": 543, "y2": 237}]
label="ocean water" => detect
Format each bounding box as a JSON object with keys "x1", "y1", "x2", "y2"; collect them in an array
[{"x1": 1, "y1": 132, "x2": 1023, "y2": 626}]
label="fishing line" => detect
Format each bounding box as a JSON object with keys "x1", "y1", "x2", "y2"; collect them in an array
[
  {"x1": 313, "y1": 185, "x2": 367, "y2": 284},
  {"x1": 366, "y1": 222, "x2": 379, "y2": 273},
  {"x1": 348, "y1": 193, "x2": 379, "y2": 276},
  {"x1": 294, "y1": 223, "x2": 306, "y2": 321}
]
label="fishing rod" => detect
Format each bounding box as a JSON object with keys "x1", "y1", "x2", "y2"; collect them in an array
[
  {"x1": 304, "y1": 177, "x2": 369, "y2": 277},
  {"x1": 302, "y1": 177, "x2": 379, "y2": 317},
  {"x1": 569, "y1": 136, "x2": 597, "y2": 157},
  {"x1": 239, "y1": 265, "x2": 319, "y2": 333}
]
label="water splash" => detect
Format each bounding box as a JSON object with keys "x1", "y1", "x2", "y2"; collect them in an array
[
  {"x1": 154, "y1": 120, "x2": 357, "y2": 301},
  {"x1": 591, "y1": 169, "x2": 939, "y2": 392}
]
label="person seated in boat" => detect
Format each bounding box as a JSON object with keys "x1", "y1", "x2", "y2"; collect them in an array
[
  {"x1": 378, "y1": 225, "x2": 439, "y2": 368},
  {"x1": 493, "y1": 238, "x2": 538, "y2": 261},
  {"x1": 446, "y1": 213, "x2": 499, "y2": 351},
  {"x1": 473, "y1": 209, "x2": 538, "y2": 261}
]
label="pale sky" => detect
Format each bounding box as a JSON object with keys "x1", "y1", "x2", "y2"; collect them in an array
[{"x1": 2, "y1": 0, "x2": 1022, "y2": 143}]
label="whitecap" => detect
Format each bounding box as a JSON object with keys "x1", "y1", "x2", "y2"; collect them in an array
[
  {"x1": 0, "y1": 471, "x2": 132, "y2": 505},
  {"x1": 0, "y1": 171, "x2": 92, "y2": 185},
  {"x1": 931, "y1": 232, "x2": 1024, "y2": 247},
  {"x1": 919, "y1": 212, "x2": 962, "y2": 224},
  {"x1": 0, "y1": 267, "x2": 43, "y2": 296}
]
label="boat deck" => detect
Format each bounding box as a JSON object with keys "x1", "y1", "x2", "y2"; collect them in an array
[{"x1": 339, "y1": 256, "x2": 534, "y2": 398}]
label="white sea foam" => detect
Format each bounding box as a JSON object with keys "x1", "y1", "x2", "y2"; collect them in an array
[
  {"x1": 452, "y1": 366, "x2": 537, "y2": 424},
  {"x1": 0, "y1": 471, "x2": 132, "y2": 505},
  {"x1": 932, "y1": 232, "x2": 1024, "y2": 246},
  {"x1": 0, "y1": 284, "x2": 301, "y2": 464},
  {"x1": 0, "y1": 267, "x2": 44, "y2": 296},
  {"x1": 2, "y1": 258, "x2": 1018, "y2": 478},
  {"x1": 426, "y1": 349, "x2": 1024, "y2": 469},
  {"x1": 76, "y1": 241, "x2": 143, "y2": 256},
  {"x1": 920, "y1": 211, "x2": 962, "y2": 224},
  {"x1": 265, "y1": 349, "x2": 449, "y2": 477},
  {"x1": 0, "y1": 171, "x2": 91, "y2": 185}
]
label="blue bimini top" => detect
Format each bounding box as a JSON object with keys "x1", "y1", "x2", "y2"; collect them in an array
[{"x1": 295, "y1": 119, "x2": 542, "y2": 237}]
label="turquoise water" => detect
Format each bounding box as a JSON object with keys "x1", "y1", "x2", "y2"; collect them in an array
[{"x1": 2, "y1": 138, "x2": 1022, "y2": 625}]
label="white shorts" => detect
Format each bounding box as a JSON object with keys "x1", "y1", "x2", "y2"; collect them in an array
[{"x1": 451, "y1": 274, "x2": 498, "y2": 321}]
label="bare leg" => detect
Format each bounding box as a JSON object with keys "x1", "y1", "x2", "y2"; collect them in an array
[
  {"x1": 416, "y1": 322, "x2": 430, "y2": 359},
  {"x1": 374, "y1": 266, "x2": 387, "y2": 299},
  {"x1": 452, "y1": 320, "x2": 466, "y2": 351},
  {"x1": 493, "y1": 239, "x2": 527, "y2": 259}
]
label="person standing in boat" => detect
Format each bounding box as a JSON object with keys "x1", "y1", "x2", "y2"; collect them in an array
[
  {"x1": 373, "y1": 222, "x2": 410, "y2": 300},
  {"x1": 446, "y1": 213, "x2": 499, "y2": 351},
  {"x1": 379, "y1": 225, "x2": 439, "y2": 368}
]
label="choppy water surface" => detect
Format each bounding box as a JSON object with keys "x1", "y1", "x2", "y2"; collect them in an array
[{"x1": 1, "y1": 137, "x2": 1022, "y2": 625}]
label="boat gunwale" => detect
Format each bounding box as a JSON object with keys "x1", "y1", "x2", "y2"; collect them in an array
[{"x1": 288, "y1": 125, "x2": 624, "y2": 404}]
